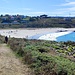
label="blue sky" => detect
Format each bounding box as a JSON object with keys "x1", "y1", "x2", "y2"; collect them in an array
[{"x1": 0, "y1": 0, "x2": 75, "y2": 16}]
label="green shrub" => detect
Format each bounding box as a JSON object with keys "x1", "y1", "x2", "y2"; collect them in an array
[
  {"x1": 8, "y1": 38, "x2": 75, "y2": 75},
  {"x1": 0, "y1": 35, "x2": 5, "y2": 43}
]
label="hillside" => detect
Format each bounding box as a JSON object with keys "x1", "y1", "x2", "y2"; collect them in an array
[
  {"x1": 0, "y1": 35, "x2": 75, "y2": 75},
  {"x1": 8, "y1": 38, "x2": 75, "y2": 75},
  {"x1": 0, "y1": 14, "x2": 75, "y2": 28}
]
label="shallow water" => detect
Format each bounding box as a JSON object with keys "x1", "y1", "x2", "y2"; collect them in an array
[
  {"x1": 29, "y1": 32, "x2": 75, "y2": 42},
  {"x1": 28, "y1": 32, "x2": 52, "y2": 39},
  {"x1": 0, "y1": 29, "x2": 75, "y2": 42},
  {"x1": 56, "y1": 32, "x2": 75, "y2": 42}
]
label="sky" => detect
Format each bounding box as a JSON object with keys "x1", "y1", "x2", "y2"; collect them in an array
[{"x1": 0, "y1": 0, "x2": 75, "y2": 16}]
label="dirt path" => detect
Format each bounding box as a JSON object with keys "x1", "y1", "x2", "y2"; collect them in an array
[{"x1": 0, "y1": 44, "x2": 34, "y2": 75}]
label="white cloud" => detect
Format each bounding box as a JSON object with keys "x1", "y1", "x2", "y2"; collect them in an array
[
  {"x1": 27, "y1": 11, "x2": 67, "y2": 16},
  {"x1": 62, "y1": 2, "x2": 75, "y2": 6},
  {"x1": 28, "y1": 12, "x2": 46, "y2": 15},
  {"x1": 65, "y1": 0, "x2": 75, "y2": 2},
  {"x1": 58, "y1": 7, "x2": 75, "y2": 11},
  {"x1": 68, "y1": 7, "x2": 75, "y2": 11},
  {"x1": 58, "y1": 1, "x2": 75, "y2": 16},
  {"x1": 0, "y1": 11, "x2": 45, "y2": 16},
  {"x1": 55, "y1": 7, "x2": 75, "y2": 17}
]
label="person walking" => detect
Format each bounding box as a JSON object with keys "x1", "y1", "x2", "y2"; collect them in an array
[{"x1": 5, "y1": 36, "x2": 8, "y2": 44}]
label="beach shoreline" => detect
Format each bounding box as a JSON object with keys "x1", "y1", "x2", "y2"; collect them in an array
[
  {"x1": 0, "y1": 28, "x2": 75, "y2": 40},
  {"x1": 38, "y1": 31, "x2": 72, "y2": 41}
]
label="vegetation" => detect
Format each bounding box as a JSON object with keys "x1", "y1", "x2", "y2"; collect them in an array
[
  {"x1": 0, "y1": 14, "x2": 75, "y2": 75},
  {"x1": 7, "y1": 38, "x2": 75, "y2": 75},
  {"x1": 0, "y1": 14, "x2": 75, "y2": 28},
  {"x1": 0, "y1": 35, "x2": 5, "y2": 43}
]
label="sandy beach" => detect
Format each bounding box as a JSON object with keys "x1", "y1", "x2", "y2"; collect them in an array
[
  {"x1": 38, "y1": 31, "x2": 72, "y2": 41},
  {"x1": 0, "y1": 28, "x2": 75, "y2": 40}
]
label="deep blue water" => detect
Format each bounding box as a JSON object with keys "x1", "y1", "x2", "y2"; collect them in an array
[{"x1": 56, "y1": 32, "x2": 75, "y2": 42}]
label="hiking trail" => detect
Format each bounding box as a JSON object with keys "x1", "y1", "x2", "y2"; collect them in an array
[{"x1": 0, "y1": 44, "x2": 34, "y2": 75}]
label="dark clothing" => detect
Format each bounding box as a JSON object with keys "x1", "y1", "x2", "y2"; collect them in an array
[{"x1": 5, "y1": 36, "x2": 8, "y2": 44}]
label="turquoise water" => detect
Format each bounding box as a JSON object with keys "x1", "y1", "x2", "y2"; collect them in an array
[
  {"x1": 28, "y1": 32, "x2": 75, "y2": 42},
  {"x1": 56, "y1": 32, "x2": 75, "y2": 42}
]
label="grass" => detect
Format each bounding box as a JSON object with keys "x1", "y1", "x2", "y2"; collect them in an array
[{"x1": 7, "y1": 38, "x2": 75, "y2": 75}]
